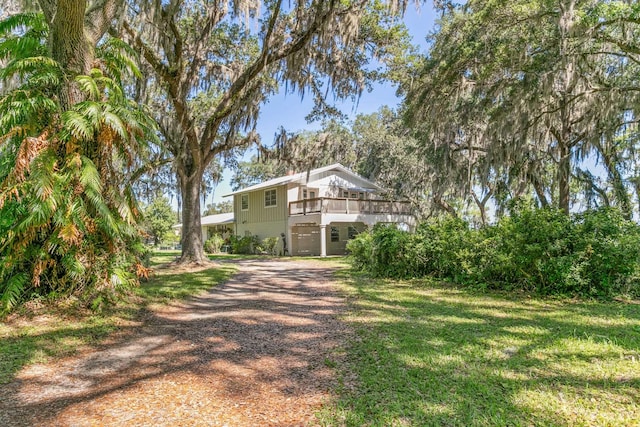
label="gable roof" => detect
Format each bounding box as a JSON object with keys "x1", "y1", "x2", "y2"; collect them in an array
[
  {"x1": 172, "y1": 212, "x2": 234, "y2": 229},
  {"x1": 222, "y1": 163, "x2": 381, "y2": 197}
]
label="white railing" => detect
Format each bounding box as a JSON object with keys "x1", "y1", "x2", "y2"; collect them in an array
[{"x1": 289, "y1": 197, "x2": 412, "y2": 216}]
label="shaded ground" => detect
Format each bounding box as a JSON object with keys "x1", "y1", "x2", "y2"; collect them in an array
[{"x1": 0, "y1": 258, "x2": 347, "y2": 426}]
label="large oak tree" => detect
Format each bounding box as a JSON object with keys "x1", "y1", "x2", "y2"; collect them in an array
[
  {"x1": 406, "y1": 0, "x2": 640, "y2": 215},
  {"x1": 122, "y1": 0, "x2": 417, "y2": 263}
]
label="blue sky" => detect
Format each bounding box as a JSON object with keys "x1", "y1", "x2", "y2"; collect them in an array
[{"x1": 206, "y1": 5, "x2": 438, "y2": 206}]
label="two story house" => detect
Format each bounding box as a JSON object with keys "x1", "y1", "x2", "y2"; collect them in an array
[{"x1": 224, "y1": 163, "x2": 414, "y2": 256}]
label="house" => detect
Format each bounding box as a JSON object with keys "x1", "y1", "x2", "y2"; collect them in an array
[
  {"x1": 223, "y1": 163, "x2": 414, "y2": 256},
  {"x1": 172, "y1": 212, "x2": 234, "y2": 243}
]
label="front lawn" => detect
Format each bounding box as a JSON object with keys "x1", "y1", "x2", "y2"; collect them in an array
[
  {"x1": 0, "y1": 253, "x2": 235, "y2": 385},
  {"x1": 320, "y1": 271, "x2": 640, "y2": 426}
]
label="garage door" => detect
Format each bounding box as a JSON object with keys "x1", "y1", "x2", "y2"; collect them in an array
[{"x1": 291, "y1": 225, "x2": 320, "y2": 256}]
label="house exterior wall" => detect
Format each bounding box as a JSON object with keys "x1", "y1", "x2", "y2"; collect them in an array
[
  {"x1": 326, "y1": 222, "x2": 368, "y2": 255},
  {"x1": 234, "y1": 185, "x2": 288, "y2": 240}
]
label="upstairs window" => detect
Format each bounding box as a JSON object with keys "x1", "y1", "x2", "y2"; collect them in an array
[
  {"x1": 303, "y1": 189, "x2": 316, "y2": 199},
  {"x1": 241, "y1": 194, "x2": 249, "y2": 210},
  {"x1": 265, "y1": 189, "x2": 277, "y2": 207}
]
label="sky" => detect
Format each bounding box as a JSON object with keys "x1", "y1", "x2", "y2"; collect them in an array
[{"x1": 206, "y1": 5, "x2": 438, "y2": 206}]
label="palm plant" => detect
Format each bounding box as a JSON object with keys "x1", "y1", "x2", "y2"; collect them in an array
[{"x1": 0, "y1": 13, "x2": 157, "y2": 312}]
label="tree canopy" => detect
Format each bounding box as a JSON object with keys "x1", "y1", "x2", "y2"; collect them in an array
[
  {"x1": 121, "y1": 0, "x2": 418, "y2": 263},
  {"x1": 405, "y1": 0, "x2": 640, "y2": 217}
]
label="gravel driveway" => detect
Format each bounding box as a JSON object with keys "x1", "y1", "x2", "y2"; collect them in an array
[{"x1": 0, "y1": 258, "x2": 348, "y2": 426}]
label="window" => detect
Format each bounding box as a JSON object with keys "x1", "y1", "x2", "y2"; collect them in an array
[
  {"x1": 350, "y1": 192, "x2": 358, "y2": 199},
  {"x1": 241, "y1": 194, "x2": 249, "y2": 210},
  {"x1": 348, "y1": 226, "x2": 358, "y2": 240},
  {"x1": 342, "y1": 190, "x2": 349, "y2": 198},
  {"x1": 301, "y1": 188, "x2": 316, "y2": 199},
  {"x1": 330, "y1": 226, "x2": 340, "y2": 242},
  {"x1": 265, "y1": 189, "x2": 277, "y2": 207}
]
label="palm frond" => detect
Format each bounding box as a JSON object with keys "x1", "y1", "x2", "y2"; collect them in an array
[
  {"x1": 0, "y1": 56, "x2": 60, "y2": 81},
  {"x1": 61, "y1": 110, "x2": 93, "y2": 141},
  {"x1": 75, "y1": 74, "x2": 101, "y2": 100},
  {"x1": 0, "y1": 272, "x2": 29, "y2": 313},
  {"x1": 0, "y1": 13, "x2": 46, "y2": 38}
]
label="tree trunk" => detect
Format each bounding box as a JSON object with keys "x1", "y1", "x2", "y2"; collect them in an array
[
  {"x1": 600, "y1": 149, "x2": 632, "y2": 220},
  {"x1": 433, "y1": 194, "x2": 458, "y2": 218},
  {"x1": 631, "y1": 177, "x2": 640, "y2": 217},
  {"x1": 179, "y1": 169, "x2": 208, "y2": 264},
  {"x1": 531, "y1": 176, "x2": 549, "y2": 208},
  {"x1": 46, "y1": 0, "x2": 94, "y2": 110},
  {"x1": 558, "y1": 141, "x2": 571, "y2": 214},
  {"x1": 471, "y1": 189, "x2": 492, "y2": 226}
]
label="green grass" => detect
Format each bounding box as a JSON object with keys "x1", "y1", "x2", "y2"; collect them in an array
[
  {"x1": 319, "y1": 270, "x2": 640, "y2": 426},
  {"x1": 0, "y1": 252, "x2": 236, "y2": 384}
]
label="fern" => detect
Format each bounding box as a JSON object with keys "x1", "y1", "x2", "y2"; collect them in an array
[
  {"x1": 0, "y1": 13, "x2": 46, "y2": 37},
  {"x1": 61, "y1": 111, "x2": 93, "y2": 140},
  {"x1": 0, "y1": 13, "x2": 158, "y2": 312},
  {"x1": 76, "y1": 75, "x2": 101, "y2": 100},
  {"x1": 0, "y1": 272, "x2": 29, "y2": 313}
]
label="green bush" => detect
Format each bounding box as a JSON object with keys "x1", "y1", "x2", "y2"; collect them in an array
[
  {"x1": 346, "y1": 230, "x2": 374, "y2": 269},
  {"x1": 477, "y1": 207, "x2": 575, "y2": 292},
  {"x1": 204, "y1": 234, "x2": 225, "y2": 254},
  {"x1": 348, "y1": 207, "x2": 640, "y2": 298},
  {"x1": 256, "y1": 237, "x2": 280, "y2": 255},
  {"x1": 567, "y1": 208, "x2": 640, "y2": 297},
  {"x1": 230, "y1": 235, "x2": 260, "y2": 254}
]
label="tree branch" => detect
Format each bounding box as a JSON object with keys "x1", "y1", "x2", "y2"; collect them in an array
[
  {"x1": 202, "y1": 0, "x2": 338, "y2": 149},
  {"x1": 85, "y1": 0, "x2": 125, "y2": 44},
  {"x1": 123, "y1": 21, "x2": 201, "y2": 168}
]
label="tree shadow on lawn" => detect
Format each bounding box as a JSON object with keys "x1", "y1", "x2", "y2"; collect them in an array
[
  {"x1": 0, "y1": 265, "x2": 235, "y2": 385},
  {"x1": 0, "y1": 259, "x2": 348, "y2": 426},
  {"x1": 326, "y1": 274, "x2": 640, "y2": 426}
]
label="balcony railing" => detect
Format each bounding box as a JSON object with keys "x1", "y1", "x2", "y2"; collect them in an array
[{"x1": 289, "y1": 197, "x2": 412, "y2": 216}]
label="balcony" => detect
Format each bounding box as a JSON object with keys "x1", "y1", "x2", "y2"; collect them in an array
[{"x1": 289, "y1": 197, "x2": 412, "y2": 216}]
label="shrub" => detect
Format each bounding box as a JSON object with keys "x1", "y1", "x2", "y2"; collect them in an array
[
  {"x1": 478, "y1": 207, "x2": 575, "y2": 292},
  {"x1": 256, "y1": 237, "x2": 280, "y2": 255},
  {"x1": 370, "y1": 224, "x2": 413, "y2": 277},
  {"x1": 346, "y1": 230, "x2": 374, "y2": 269},
  {"x1": 567, "y1": 208, "x2": 640, "y2": 297},
  {"x1": 204, "y1": 234, "x2": 225, "y2": 254},
  {"x1": 230, "y1": 235, "x2": 260, "y2": 254},
  {"x1": 348, "y1": 206, "x2": 640, "y2": 298}
]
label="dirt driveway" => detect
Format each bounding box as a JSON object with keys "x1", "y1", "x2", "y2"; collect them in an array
[{"x1": 0, "y1": 258, "x2": 348, "y2": 426}]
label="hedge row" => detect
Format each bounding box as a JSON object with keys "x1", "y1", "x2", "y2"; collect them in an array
[{"x1": 347, "y1": 207, "x2": 640, "y2": 298}]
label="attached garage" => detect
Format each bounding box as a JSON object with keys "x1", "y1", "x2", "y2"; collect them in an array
[{"x1": 291, "y1": 225, "x2": 321, "y2": 256}]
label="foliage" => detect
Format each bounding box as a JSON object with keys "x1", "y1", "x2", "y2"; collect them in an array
[
  {"x1": 348, "y1": 207, "x2": 640, "y2": 298},
  {"x1": 142, "y1": 196, "x2": 176, "y2": 246},
  {"x1": 0, "y1": 14, "x2": 156, "y2": 313},
  {"x1": 1, "y1": 251, "x2": 235, "y2": 385},
  {"x1": 231, "y1": 157, "x2": 287, "y2": 191},
  {"x1": 319, "y1": 269, "x2": 640, "y2": 425},
  {"x1": 202, "y1": 200, "x2": 233, "y2": 215},
  {"x1": 230, "y1": 235, "x2": 260, "y2": 255},
  {"x1": 405, "y1": 0, "x2": 640, "y2": 216},
  {"x1": 204, "y1": 234, "x2": 225, "y2": 254},
  {"x1": 122, "y1": 0, "x2": 418, "y2": 263},
  {"x1": 256, "y1": 236, "x2": 279, "y2": 256}
]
